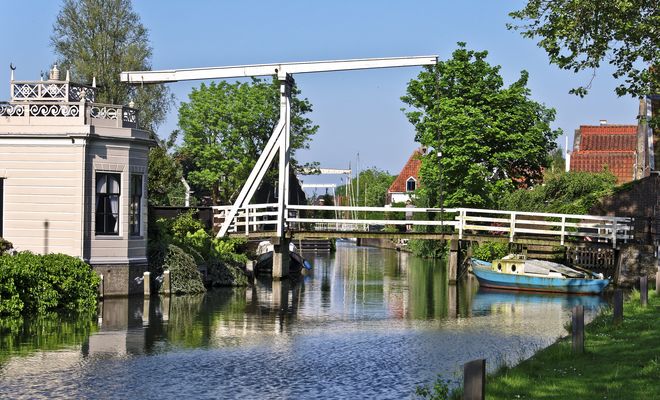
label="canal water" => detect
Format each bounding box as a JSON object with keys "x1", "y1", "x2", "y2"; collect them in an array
[{"x1": 0, "y1": 242, "x2": 607, "y2": 399}]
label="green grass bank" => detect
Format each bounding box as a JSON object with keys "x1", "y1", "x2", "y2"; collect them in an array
[{"x1": 485, "y1": 290, "x2": 659, "y2": 400}]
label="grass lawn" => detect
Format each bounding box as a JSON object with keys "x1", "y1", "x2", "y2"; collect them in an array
[{"x1": 485, "y1": 290, "x2": 660, "y2": 400}]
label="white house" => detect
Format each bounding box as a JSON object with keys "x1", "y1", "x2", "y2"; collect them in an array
[{"x1": 0, "y1": 66, "x2": 154, "y2": 295}]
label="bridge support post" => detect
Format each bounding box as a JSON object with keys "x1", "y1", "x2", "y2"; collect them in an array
[
  {"x1": 272, "y1": 279, "x2": 290, "y2": 313},
  {"x1": 448, "y1": 240, "x2": 459, "y2": 284},
  {"x1": 272, "y1": 237, "x2": 290, "y2": 280}
]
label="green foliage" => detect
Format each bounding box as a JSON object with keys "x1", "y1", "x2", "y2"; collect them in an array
[
  {"x1": 401, "y1": 43, "x2": 561, "y2": 210},
  {"x1": 337, "y1": 167, "x2": 395, "y2": 208},
  {"x1": 408, "y1": 239, "x2": 446, "y2": 259},
  {"x1": 509, "y1": 1, "x2": 660, "y2": 97},
  {"x1": 162, "y1": 244, "x2": 206, "y2": 295},
  {"x1": 472, "y1": 242, "x2": 509, "y2": 262},
  {"x1": 500, "y1": 171, "x2": 616, "y2": 214},
  {"x1": 148, "y1": 211, "x2": 249, "y2": 290},
  {"x1": 175, "y1": 78, "x2": 318, "y2": 204},
  {"x1": 0, "y1": 252, "x2": 99, "y2": 317},
  {"x1": 51, "y1": 0, "x2": 173, "y2": 133},
  {"x1": 148, "y1": 144, "x2": 187, "y2": 206},
  {"x1": 414, "y1": 375, "x2": 452, "y2": 400}
]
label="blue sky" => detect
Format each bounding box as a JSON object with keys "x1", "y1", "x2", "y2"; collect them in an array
[{"x1": 1, "y1": 0, "x2": 638, "y2": 184}]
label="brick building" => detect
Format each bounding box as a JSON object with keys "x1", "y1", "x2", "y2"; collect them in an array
[
  {"x1": 569, "y1": 124, "x2": 638, "y2": 183},
  {"x1": 570, "y1": 97, "x2": 660, "y2": 183}
]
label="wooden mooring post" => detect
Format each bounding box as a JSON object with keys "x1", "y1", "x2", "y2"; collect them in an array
[
  {"x1": 640, "y1": 276, "x2": 648, "y2": 307},
  {"x1": 572, "y1": 305, "x2": 584, "y2": 353},
  {"x1": 143, "y1": 271, "x2": 151, "y2": 298},
  {"x1": 448, "y1": 239, "x2": 459, "y2": 284},
  {"x1": 463, "y1": 358, "x2": 486, "y2": 400},
  {"x1": 613, "y1": 289, "x2": 623, "y2": 325}
]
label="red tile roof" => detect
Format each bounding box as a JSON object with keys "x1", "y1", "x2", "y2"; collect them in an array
[
  {"x1": 571, "y1": 125, "x2": 638, "y2": 183},
  {"x1": 388, "y1": 148, "x2": 423, "y2": 194}
]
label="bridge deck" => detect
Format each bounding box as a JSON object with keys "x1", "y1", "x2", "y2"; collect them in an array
[{"x1": 228, "y1": 230, "x2": 615, "y2": 249}]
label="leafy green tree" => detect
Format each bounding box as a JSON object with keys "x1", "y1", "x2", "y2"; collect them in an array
[
  {"x1": 500, "y1": 171, "x2": 616, "y2": 214},
  {"x1": 401, "y1": 43, "x2": 561, "y2": 209},
  {"x1": 51, "y1": 0, "x2": 173, "y2": 132},
  {"x1": 509, "y1": 1, "x2": 660, "y2": 97},
  {"x1": 336, "y1": 167, "x2": 395, "y2": 207},
  {"x1": 175, "y1": 78, "x2": 318, "y2": 205},
  {"x1": 547, "y1": 147, "x2": 566, "y2": 176},
  {"x1": 147, "y1": 141, "x2": 187, "y2": 207}
]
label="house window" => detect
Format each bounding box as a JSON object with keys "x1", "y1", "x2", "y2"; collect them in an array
[
  {"x1": 95, "y1": 173, "x2": 120, "y2": 235},
  {"x1": 406, "y1": 177, "x2": 416, "y2": 192},
  {"x1": 129, "y1": 175, "x2": 143, "y2": 236}
]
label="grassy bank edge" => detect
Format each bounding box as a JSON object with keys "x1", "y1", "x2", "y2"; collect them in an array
[{"x1": 474, "y1": 290, "x2": 660, "y2": 399}]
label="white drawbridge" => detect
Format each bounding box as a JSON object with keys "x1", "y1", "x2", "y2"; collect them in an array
[{"x1": 121, "y1": 56, "x2": 437, "y2": 240}]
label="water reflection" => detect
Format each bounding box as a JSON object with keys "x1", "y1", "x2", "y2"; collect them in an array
[{"x1": 0, "y1": 242, "x2": 608, "y2": 399}]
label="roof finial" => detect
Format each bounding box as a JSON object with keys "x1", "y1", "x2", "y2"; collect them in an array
[
  {"x1": 49, "y1": 64, "x2": 60, "y2": 80},
  {"x1": 65, "y1": 69, "x2": 70, "y2": 81},
  {"x1": 92, "y1": 76, "x2": 96, "y2": 87},
  {"x1": 9, "y1": 63, "x2": 16, "y2": 81}
]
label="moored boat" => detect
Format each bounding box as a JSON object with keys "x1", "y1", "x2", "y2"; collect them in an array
[
  {"x1": 470, "y1": 254, "x2": 609, "y2": 294},
  {"x1": 254, "y1": 241, "x2": 312, "y2": 276}
]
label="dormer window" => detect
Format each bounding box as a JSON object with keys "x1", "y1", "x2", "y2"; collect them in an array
[{"x1": 406, "y1": 177, "x2": 416, "y2": 192}]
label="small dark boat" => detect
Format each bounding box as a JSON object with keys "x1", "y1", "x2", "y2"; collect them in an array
[
  {"x1": 470, "y1": 254, "x2": 609, "y2": 294},
  {"x1": 254, "y1": 241, "x2": 312, "y2": 276}
]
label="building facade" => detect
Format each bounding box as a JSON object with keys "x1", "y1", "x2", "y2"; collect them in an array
[
  {"x1": 387, "y1": 147, "x2": 424, "y2": 204},
  {"x1": 0, "y1": 67, "x2": 153, "y2": 295},
  {"x1": 570, "y1": 97, "x2": 660, "y2": 183}
]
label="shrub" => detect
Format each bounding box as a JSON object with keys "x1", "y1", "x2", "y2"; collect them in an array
[
  {"x1": 472, "y1": 241, "x2": 509, "y2": 262},
  {"x1": 0, "y1": 252, "x2": 99, "y2": 317},
  {"x1": 162, "y1": 244, "x2": 206, "y2": 295}
]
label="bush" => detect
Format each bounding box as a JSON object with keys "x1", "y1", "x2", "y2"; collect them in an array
[
  {"x1": 0, "y1": 252, "x2": 99, "y2": 317},
  {"x1": 162, "y1": 244, "x2": 206, "y2": 295},
  {"x1": 472, "y1": 241, "x2": 509, "y2": 262}
]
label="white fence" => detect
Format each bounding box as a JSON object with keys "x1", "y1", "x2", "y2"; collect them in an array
[{"x1": 212, "y1": 204, "x2": 634, "y2": 247}]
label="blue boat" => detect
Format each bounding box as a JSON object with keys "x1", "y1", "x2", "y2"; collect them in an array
[{"x1": 470, "y1": 255, "x2": 609, "y2": 294}]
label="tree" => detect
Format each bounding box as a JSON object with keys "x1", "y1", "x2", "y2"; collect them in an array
[
  {"x1": 401, "y1": 43, "x2": 561, "y2": 209},
  {"x1": 336, "y1": 167, "x2": 395, "y2": 207},
  {"x1": 175, "y1": 78, "x2": 318, "y2": 205},
  {"x1": 147, "y1": 144, "x2": 186, "y2": 207},
  {"x1": 51, "y1": 0, "x2": 173, "y2": 132},
  {"x1": 509, "y1": 1, "x2": 660, "y2": 97},
  {"x1": 500, "y1": 171, "x2": 616, "y2": 214}
]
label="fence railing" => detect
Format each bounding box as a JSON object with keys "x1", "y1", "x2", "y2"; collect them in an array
[{"x1": 212, "y1": 204, "x2": 633, "y2": 247}]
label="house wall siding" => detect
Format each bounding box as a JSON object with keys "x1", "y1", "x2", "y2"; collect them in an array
[{"x1": 0, "y1": 140, "x2": 84, "y2": 256}]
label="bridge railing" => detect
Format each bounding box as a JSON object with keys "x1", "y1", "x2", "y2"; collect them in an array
[
  {"x1": 212, "y1": 203, "x2": 280, "y2": 234},
  {"x1": 456, "y1": 208, "x2": 633, "y2": 246},
  {"x1": 287, "y1": 204, "x2": 460, "y2": 232},
  {"x1": 212, "y1": 203, "x2": 634, "y2": 247}
]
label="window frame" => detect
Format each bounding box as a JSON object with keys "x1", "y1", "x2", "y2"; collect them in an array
[
  {"x1": 95, "y1": 172, "x2": 121, "y2": 236},
  {"x1": 129, "y1": 174, "x2": 143, "y2": 237},
  {"x1": 406, "y1": 177, "x2": 417, "y2": 192}
]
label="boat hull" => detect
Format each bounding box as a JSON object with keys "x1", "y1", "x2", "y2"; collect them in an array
[
  {"x1": 254, "y1": 251, "x2": 311, "y2": 276},
  {"x1": 471, "y1": 263, "x2": 609, "y2": 294}
]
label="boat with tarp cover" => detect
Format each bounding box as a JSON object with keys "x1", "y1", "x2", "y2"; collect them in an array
[{"x1": 470, "y1": 254, "x2": 609, "y2": 294}]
